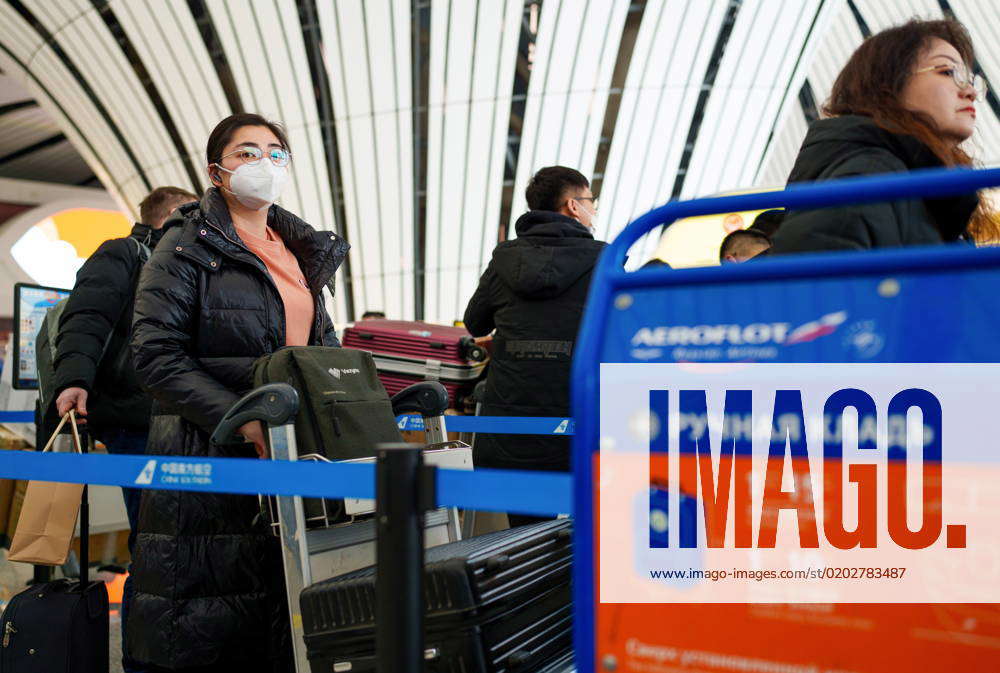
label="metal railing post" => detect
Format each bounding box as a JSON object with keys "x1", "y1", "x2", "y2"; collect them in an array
[{"x1": 375, "y1": 443, "x2": 435, "y2": 673}]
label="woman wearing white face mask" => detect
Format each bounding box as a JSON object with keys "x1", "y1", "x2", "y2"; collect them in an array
[{"x1": 127, "y1": 114, "x2": 349, "y2": 673}]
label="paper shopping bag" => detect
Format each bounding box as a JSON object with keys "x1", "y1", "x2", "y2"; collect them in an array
[
  {"x1": 7, "y1": 480, "x2": 84, "y2": 564},
  {"x1": 8, "y1": 411, "x2": 85, "y2": 565}
]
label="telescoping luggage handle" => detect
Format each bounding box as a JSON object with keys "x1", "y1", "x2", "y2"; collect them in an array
[{"x1": 213, "y1": 383, "x2": 312, "y2": 670}]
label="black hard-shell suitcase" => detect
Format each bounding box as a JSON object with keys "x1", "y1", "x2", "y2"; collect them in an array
[
  {"x1": 300, "y1": 519, "x2": 574, "y2": 673},
  {"x1": 534, "y1": 652, "x2": 575, "y2": 672},
  {"x1": 0, "y1": 426, "x2": 109, "y2": 673}
]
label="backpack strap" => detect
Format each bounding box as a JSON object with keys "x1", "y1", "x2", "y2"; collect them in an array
[{"x1": 132, "y1": 237, "x2": 151, "y2": 265}]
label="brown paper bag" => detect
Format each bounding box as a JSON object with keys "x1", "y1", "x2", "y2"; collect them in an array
[{"x1": 8, "y1": 411, "x2": 85, "y2": 565}]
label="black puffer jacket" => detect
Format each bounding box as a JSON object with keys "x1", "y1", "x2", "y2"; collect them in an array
[
  {"x1": 52, "y1": 223, "x2": 165, "y2": 433},
  {"x1": 464, "y1": 211, "x2": 605, "y2": 471},
  {"x1": 769, "y1": 115, "x2": 977, "y2": 253},
  {"x1": 126, "y1": 188, "x2": 348, "y2": 671}
]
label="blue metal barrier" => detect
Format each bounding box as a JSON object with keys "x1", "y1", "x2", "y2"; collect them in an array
[
  {"x1": 396, "y1": 414, "x2": 574, "y2": 435},
  {"x1": 0, "y1": 410, "x2": 576, "y2": 435},
  {"x1": 0, "y1": 411, "x2": 34, "y2": 423},
  {"x1": 0, "y1": 450, "x2": 572, "y2": 516},
  {"x1": 0, "y1": 412, "x2": 576, "y2": 517},
  {"x1": 570, "y1": 165, "x2": 1000, "y2": 672}
]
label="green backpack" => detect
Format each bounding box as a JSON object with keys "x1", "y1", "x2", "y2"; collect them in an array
[
  {"x1": 252, "y1": 346, "x2": 403, "y2": 460},
  {"x1": 35, "y1": 297, "x2": 69, "y2": 414}
]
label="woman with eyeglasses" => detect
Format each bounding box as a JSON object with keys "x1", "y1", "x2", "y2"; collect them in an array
[
  {"x1": 769, "y1": 19, "x2": 999, "y2": 253},
  {"x1": 127, "y1": 113, "x2": 348, "y2": 672}
]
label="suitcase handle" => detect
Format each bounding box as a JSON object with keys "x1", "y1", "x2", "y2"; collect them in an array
[
  {"x1": 459, "y1": 335, "x2": 488, "y2": 362},
  {"x1": 77, "y1": 422, "x2": 92, "y2": 593}
]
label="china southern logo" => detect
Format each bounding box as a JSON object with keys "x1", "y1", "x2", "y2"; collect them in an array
[
  {"x1": 135, "y1": 459, "x2": 157, "y2": 485},
  {"x1": 631, "y1": 311, "x2": 848, "y2": 348},
  {"x1": 328, "y1": 367, "x2": 361, "y2": 379},
  {"x1": 397, "y1": 416, "x2": 424, "y2": 431}
]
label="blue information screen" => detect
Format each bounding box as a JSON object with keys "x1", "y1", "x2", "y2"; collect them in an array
[{"x1": 13, "y1": 282, "x2": 70, "y2": 390}]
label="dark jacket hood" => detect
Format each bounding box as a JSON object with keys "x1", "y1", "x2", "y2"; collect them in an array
[
  {"x1": 788, "y1": 115, "x2": 977, "y2": 240},
  {"x1": 131, "y1": 222, "x2": 166, "y2": 250},
  {"x1": 492, "y1": 211, "x2": 605, "y2": 299}
]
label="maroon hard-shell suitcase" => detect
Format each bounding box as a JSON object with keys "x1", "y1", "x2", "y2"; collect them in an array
[{"x1": 341, "y1": 320, "x2": 487, "y2": 408}]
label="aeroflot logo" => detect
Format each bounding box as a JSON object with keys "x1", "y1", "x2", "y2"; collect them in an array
[
  {"x1": 632, "y1": 311, "x2": 847, "y2": 347},
  {"x1": 648, "y1": 388, "x2": 966, "y2": 550}
]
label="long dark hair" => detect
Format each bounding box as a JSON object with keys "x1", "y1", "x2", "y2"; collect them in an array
[{"x1": 824, "y1": 19, "x2": 998, "y2": 242}]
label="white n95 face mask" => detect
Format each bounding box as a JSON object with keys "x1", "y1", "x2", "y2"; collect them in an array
[{"x1": 216, "y1": 161, "x2": 288, "y2": 210}]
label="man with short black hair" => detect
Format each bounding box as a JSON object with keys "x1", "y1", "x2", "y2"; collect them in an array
[
  {"x1": 52, "y1": 185, "x2": 195, "y2": 673},
  {"x1": 720, "y1": 228, "x2": 771, "y2": 263},
  {"x1": 464, "y1": 166, "x2": 605, "y2": 526},
  {"x1": 524, "y1": 165, "x2": 598, "y2": 231}
]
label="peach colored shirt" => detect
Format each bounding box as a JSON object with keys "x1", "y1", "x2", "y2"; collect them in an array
[{"x1": 235, "y1": 224, "x2": 314, "y2": 347}]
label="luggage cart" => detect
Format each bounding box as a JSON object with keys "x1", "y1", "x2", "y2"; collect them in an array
[{"x1": 213, "y1": 380, "x2": 471, "y2": 672}]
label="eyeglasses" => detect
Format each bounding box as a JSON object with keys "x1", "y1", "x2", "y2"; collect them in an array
[
  {"x1": 574, "y1": 196, "x2": 599, "y2": 211},
  {"x1": 914, "y1": 63, "x2": 987, "y2": 98},
  {"x1": 222, "y1": 146, "x2": 291, "y2": 167}
]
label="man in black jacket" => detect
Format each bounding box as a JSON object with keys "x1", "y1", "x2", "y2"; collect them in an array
[
  {"x1": 53, "y1": 185, "x2": 195, "y2": 673},
  {"x1": 464, "y1": 166, "x2": 606, "y2": 526}
]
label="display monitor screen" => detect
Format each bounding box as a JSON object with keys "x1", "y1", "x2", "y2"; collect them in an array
[{"x1": 12, "y1": 282, "x2": 70, "y2": 390}]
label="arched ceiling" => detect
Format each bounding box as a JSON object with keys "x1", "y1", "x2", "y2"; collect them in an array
[
  {"x1": 0, "y1": 67, "x2": 96, "y2": 185},
  {"x1": 1, "y1": 0, "x2": 998, "y2": 323}
]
